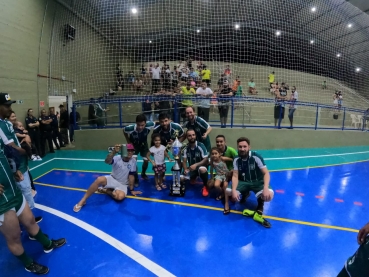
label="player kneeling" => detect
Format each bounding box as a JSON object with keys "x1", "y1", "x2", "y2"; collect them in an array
[{"x1": 73, "y1": 144, "x2": 142, "y2": 212}]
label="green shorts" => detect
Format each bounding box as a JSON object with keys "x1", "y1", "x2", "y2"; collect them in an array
[
  {"x1": 236, "y1": 181, "x2": 273, "y2": 197},
  {"x1": 0, "y1": 193, "x2": 26, "y2": 227},
  {"x1": 134, "y1": 143, "x2": 149, "y2": 160}
]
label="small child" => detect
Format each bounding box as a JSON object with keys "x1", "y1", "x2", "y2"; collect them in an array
[
  {"x1": 146, "y1": 134, "x2": 173, "y2": 191},
  {"x1": 208, "y1": 147, "x2": 229, "y2": 202},
  {"x1": 14, "y1": 121, "x2": 42, "y2": 161}
]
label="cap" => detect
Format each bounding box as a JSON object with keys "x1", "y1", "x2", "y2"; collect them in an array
[
  {"x1": 126, "y1": 144, "x2": 135, "y2": 150},
  {"x1": 0, "y1": 93, "x2": 16, "y2": 105}
]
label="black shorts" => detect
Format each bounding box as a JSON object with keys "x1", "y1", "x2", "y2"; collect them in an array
[
  {"x1": 274, "y1": 105, "x2": 285, "y2": 119},
  {"x1": 218, "y1": 104, "x2": 229, "y2": 118}
]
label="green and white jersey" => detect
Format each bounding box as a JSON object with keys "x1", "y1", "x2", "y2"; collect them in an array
[
  {"x1": 123, "y1": 121, "x2": 155, "y2": 146},
  {"x1": 221, "y1": 145, "x2": 238, "y2": 170},
  {"x1": 183, "y1": 116, "x2": 211, "y2": 152},
  {"x1": 153, "y1": 122, "x2": 184, "y2": 146},
  {"x1": 0, "y1": 119, "x2": 28, "y2": 174},
  {"x1": 182, "y1": 141, "x2": 208, "y2": 166},
  {"x1": 233, "y1": 151, "x2": 266, "y2": 183}
]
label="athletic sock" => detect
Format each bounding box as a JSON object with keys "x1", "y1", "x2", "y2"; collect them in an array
[
  {"x1": 33, "y1": 229, "x2": 52, "y2": 248},
  {"x1": 256, "y1": 197, "x2": 264, "y2": 214},
  {"x1": 199, "y1": 172, "x2": 208, "y2": 186},
  {"x1": 16, "y1": 251, "x2": 33, "y2": 267}
]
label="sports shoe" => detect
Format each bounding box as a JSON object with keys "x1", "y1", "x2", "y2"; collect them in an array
[
  {"x1": 35, "y1": 216, "x2": 43, "y2": 224},
  {"x1": 253, "y1": 211, "x2": 271, "y2": 228},
  {"x1": 31, "y1": 155, "x2": 38, "y2": 161},
  {"x1": 201, "y1": 186, "x2": 209, "y2": 197},
  {"x1": 36, "y1": 156, "x2": 42, "y2": 161},
  {"x1": 25, "y1": 262, "x2": 49, "y2": 275},
  {"x1": 44, "y1": 238, "x2": 66, "y2": 253},
  {"x1": 242, "y1": 209, "x2": 255, "y2": 217}
]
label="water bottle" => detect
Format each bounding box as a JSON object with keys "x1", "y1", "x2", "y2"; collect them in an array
[{"x1": 120, "y1": 144, "x2": 128, "y2": 157}]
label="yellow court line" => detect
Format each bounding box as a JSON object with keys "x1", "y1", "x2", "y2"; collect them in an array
[
  {"x1": 33, "y1": 169, "x2": 55, "y2": 181},
  {"x1": 34, "y1": 181, "x2": 359, "y2": 233}
]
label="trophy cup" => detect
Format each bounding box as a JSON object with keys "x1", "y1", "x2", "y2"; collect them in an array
[{"x1": 169, "y1": 136, "x2": 186, "y2": 197}]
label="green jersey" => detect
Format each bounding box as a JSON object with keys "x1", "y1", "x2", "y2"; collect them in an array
[
  {"x1": 183, "y1": 141, "x2": 208, "y2": 166},
  {"x1": 221, "y1": 145, "x2": 238, "y2": 170},
  {"x1": 123, "y1": 121, "x2": 155, "y2": 146},
  {"x1": 233, "y1": 151, "x2": 266, "y2": 183},
  {"x1": 0, "y1": 119, "x2": 28, "y2": 174},
  {"x1": 153, "y1": 122, "x2": 184, "y2": 146},
  {"x1": 183, "y1": 116, "x2": 211, "y2": 152}
]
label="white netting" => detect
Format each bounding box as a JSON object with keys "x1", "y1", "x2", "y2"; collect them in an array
[{"x1": 49, "y1": 0, "x2": 369, "y2": 127}]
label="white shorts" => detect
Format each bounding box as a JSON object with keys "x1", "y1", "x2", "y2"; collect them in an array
[
  {"x1": 104, "y1": 175, "x2": 128, "y2": 195},
  {"x1": 0, "y1": 195, "x2": 26, "y2": 227}
]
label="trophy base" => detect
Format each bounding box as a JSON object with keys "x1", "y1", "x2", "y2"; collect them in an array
[{"x1": 169, "y1": 181, "x2": 185, "y2": 197}]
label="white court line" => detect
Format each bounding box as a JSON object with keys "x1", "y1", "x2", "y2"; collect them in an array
[
  {"x1": 29, "y1": 158, "x2": 55, "y2": 171},
  {"x1": 35, "y1": 203, "x2": 176, "y2": 277}
]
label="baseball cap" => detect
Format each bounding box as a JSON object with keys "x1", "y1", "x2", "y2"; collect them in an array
[
  {"x1": 126, "y1": 144, "x2": 135, "y2": 151},
  {"x1": 0, "y1": 93, "x2": 16, "y2": 105}
]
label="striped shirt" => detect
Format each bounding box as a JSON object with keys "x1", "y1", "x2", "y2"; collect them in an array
[{"x1": 233, "y1": 151, "x2": 266, "y2": 183}]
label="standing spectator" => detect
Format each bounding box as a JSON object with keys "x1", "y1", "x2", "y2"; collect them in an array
[
  {"x1": 201, "y1": 65, "x2": 211, "y2": 87},
  {"x1": 142, "y1": 94, "x2": 153, "y2": 121},
  {"x1": 151, "y1": 64, "x2": 161, "y2": 93},
  {"x1": 183, "y1": 106, "x2": 212, "y2": 153},
  {"x1": 224, "y1": 65, "x2": 232, "y2": 80},
  {"x1": 14, "y1": 121, "x2": 42, "y2": 161},
  {"x1": 268, "y1": 71, "x2": 275, "y2": 87},
  {"x1": 162, "y1": 66, "x2": 171, "y2": 90},
  {"x1": 49, "y1": 107, "x2": 64, "y2": 149},
  {"x1": 322, "y1": 80, "x2": 327, "y2": 89},
  {"x1": 217, "y1": 81, "x2": 234, "y2": 128},
  {"x1": 217, "y1": 74, "x2": 227, "y2": 89},
  {"x1": 248, "y1": 78, "x2": 258, "y2": 95},
  {"x1": 88, "y1": 99, "x2": 97, "y2": 128},
  {"x1": 274, "y1": 82, "x2": 288, "y2": 128},
  {"x1": 338, "y1": 91, "x2": 343, "y2": 111},
  {"x1": 179, "y1": 82, "x2": 196, "y2": 122},
  {"x1": 59, "y1": 105, "x2": 69, "y2": 145},
  {"x1": 95, "y1": 100, "x2": 109, "y2": 129},
  {"x1": 189, "y1": 68, "x2": 199, "y2": 84},
  {"x1": 288, "y1": 86, "x2": 298, "y2": 129},
  {"x1": 333, "y1": 92, "x2": 339, "y2": 112},
  {"x1": 69, "y1": 109, "x2": 80, "y2": 143},
  {"x1": 25, "y1": 108, "x2": 41, "y2": 155},
  {"x1": 171, "y1": 66, "x2": 179, "y2": 89},
  {"x1": 235, "y1": 81, "x2": 243, "y2": 96},
  {"x1": 39, "y1": 109, "x2": 54, "y2": 156},
  {"x1": 196, "y1": 82, "x2": 213, "y2": 121}
]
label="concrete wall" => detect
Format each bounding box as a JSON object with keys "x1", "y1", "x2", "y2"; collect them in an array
[
  {"x1": 74, "y1": 128, "x2": 369, "y2": 151},
  {"x1": 0, "y1": 0, "x2": 57, "y2": 118}
]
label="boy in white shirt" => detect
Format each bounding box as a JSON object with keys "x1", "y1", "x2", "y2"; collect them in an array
[{"x1": 147, "y1": 134, "x2": 173, "y2": 191}]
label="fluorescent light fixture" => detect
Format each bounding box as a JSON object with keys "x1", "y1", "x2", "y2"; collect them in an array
[
  {"x1": 336, "y1": 53, "x2": 341, "y2": 58},
  {"x1": 347, "y1": 23, "x2": 352, "y2": 28},
  {"x1": 197, "y1": 29, "x2": 201, "y2": 33},
  {"x1": 356, "y1": 67, "x2": 361, "y2": 72},
  {"x1": 276, "y1": 30, "x2": 281, "y2": 36},
  {"x1": 131, "y1": 8, "x2": 138, "y2": 14},
  {"x1": 311, "y1": 7, "x2": 317, "y2": 12},
  {"x1": 310, "y1": 40, "x2": 314, "y2": 44},
  {"x1": 235, "y1": 24, "x2": 240, "y2": 29}
]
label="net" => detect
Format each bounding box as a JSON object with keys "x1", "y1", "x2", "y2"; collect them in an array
[{"x1": 49, "y1": 0, "x2": 369, "y2": 127}]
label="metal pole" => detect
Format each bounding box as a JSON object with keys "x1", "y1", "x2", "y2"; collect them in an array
[
  {"x1": 342, "y1": 108, "x2": 346, "y2": 130},
  {"x1": 230, "y1": 98, "x2": 234, "y2": 128}
]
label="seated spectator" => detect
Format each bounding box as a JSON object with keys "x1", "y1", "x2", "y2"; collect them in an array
[
  {"x1": 117, "y1": 75, "x2": 124, "y2": 91},
  {"x1": 14, "y1": 121, "x2": 42, "y2": 161},
  {"x1": 224, "y1": 65, "x2": 232, "y2": 80},
  {"x1": 189, "y1": 68, "x2": 199, "y2": 83},
  {"x1": 322, "y1": 80, "x2": 327, "y2": 89},
  {"x1": 180, "y1": 68, "x2": 189, "y2": 82},
  {"x1": 235, "y1": 81, "x2": 243, "y2": 96},
  {"x1": 248, "y1": 78, "x2": 258, "y2": 95},
  {"x1": 127, "y1": 71, "x2": 135, "y2": 89},
  {"x1": 133, "y1": 78, "x2": 144, "y2": 94},
  {"x1": 232, "y1": 76, "x2": 240, "y2": 91}
]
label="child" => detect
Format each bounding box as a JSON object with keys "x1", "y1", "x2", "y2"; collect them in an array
[
  {"x1": 14, "y1": 121, "x2": 42, "y2": 161},
  {"x1": 208, "y1": 147, "x2": 229, "y2": 202},
  {"x1": 147, "y1": 134, "x2": 173, "y2": 191}
]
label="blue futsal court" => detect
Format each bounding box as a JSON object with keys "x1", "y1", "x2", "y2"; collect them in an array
[{"x1": 1, "y1": 146, "x2": 369, "y2": 277}]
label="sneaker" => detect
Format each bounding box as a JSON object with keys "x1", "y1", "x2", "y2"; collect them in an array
[
  {"x1": 36, "y1": 156, "x2": 42, "y2": 161},
  {"x1": 242, "y1": 209, "x2": 255, "y2": 217},
  {"x1": 44, "y1": 238, "x2": 66, "y2": 253},
  {"x1": 253, "y1": 211, "x2": 271, "y2": 228},
  {"x1": 35, "y1": 216, "x2": 43, "y2": 224},
  {"x1": 31, "y1": 156, "x2": 38, "y2": 161},
  {"x1": 201, "y1": 186, "x2": 209, "y2": 197},
  {"x1": 25, "y1": 262, "x2": 49, "y2": 275}
]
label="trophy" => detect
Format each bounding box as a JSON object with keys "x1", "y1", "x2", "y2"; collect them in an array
[{"x1": 168, "y1": 134, "x2": 187, "y2": 197}]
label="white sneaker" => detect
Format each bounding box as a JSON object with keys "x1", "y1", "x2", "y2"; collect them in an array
[
  {"x1": 36, "y1": 156, "x2": 42, "y2": 161},
  {"x1": 31, "y1": 155, "x2": 38, "y2": 161}
]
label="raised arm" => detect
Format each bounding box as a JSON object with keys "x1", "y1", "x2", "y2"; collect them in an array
[{"x1": 105, "y1": 144, "x2": 120, "y2": 164}]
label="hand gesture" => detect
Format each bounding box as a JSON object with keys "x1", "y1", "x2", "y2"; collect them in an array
[{"x1": 114, "y1": 144, "x2": 121, "y2": 153}]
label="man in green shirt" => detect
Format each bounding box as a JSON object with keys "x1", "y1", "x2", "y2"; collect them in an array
[
  {"x1": 183, "y1": 106, "x2": 212, "y2": 153},
  {"x1": 0, "y1": 92, "x2": 66, "y2": 275},
  {"x1": 123, "y1": 114, "x2": 155, "y2": 181},
  {"x1": 224, "y1": 137, "x2": 274, "y2": 228}
]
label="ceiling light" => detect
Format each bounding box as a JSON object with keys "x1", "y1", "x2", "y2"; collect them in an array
[
  {"x1": 311, "y1": 7, "x2": 316, "y2": 12},
  {"x1": 149, "y1": 40, "x2": 152, "y2": 43},
  {"x1": 347, "y1": 23, "x2": 352, "y2": 28},
  {"x1": 235, "y1": 24, "x2": 240, "y2": 29},
  {"x1": 336, "y1": 53, "x2": 341, "y2": 58},
  {"x1": 131, "y1": 8, "x2": 138, "y2": 14},
  {"x1": 356, "y1": 67, "x2": 361, "y2": 72},
  {"x1": 197, "y1": 29, "x2": 201, "y2": 33},
  {"x1": 310, "y1": 40, "x2": 314, "y2": 44},
  {"x1": 276, "y1": 30, "x2": 281, "y2": 36}
]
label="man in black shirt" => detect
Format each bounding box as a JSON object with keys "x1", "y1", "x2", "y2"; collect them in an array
[
  {"x1": 69, "y1": 109, "x2": 80, "y2": 143},
  {"x1": 48, "y1": 107, "x2": 64, "y2": 149},
  {"x1": 39, "y1": 109, "x2": 54, "y2": 156},
  {"x1": 59, "y1": 105, "x2": 69, "y2": 145},
  {"x1": 217, "y1": 81, "x2": 234, "y2": 128},
  {"x1": 25, "y1": 108, "x2": 41, "y2": 155}
]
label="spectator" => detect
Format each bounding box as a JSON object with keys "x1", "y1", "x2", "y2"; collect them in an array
[
  {"x1": 224, "y1": 65, "x2": 232, "y2": 80},
  {"x1": 95, "y1": 100, "x2": 109, "y2": 129},
  {"x1": 232, "y1": 76, "x2": 240, "y2": 91},
  {"x1": 217, "y1": 74, "x2": 227, "y2": 89},
  {"x1": 248, "y1": 78, "x2": 258, "y2": 95},
  {"x1": 127, "y1": 71, "x2": 135, "y2": 89},
  {"x1": 196, "y1": 81, "x2": 213, "y2": 121},
  {"x1": 133, "y1": 78, "x2": 144, "y2": 94},
  {"x1": 322, "y1": 80, "x2": 327, "y2": 89},
  {"x1": 288, "y1": 86, "x2": 298, "y2": 129},
  {"x1": 39, "y1": 109, "x2": 54, "y2": 156},
  {"x1": 189, "y1": 68, "x2": 199, "y2": 83},
  {"x1": 180, "y1": 68, "x2": 189, "y2": 82},
  {"x1": 142, "y1": 94, "x2": 153, "y2": 121},
  {"x1": 49, "y1": 107, "x2": 64, "y2": 149},
  {"x1": 116, "y1": 75, "x2": 124, "y2": 91},
  {"x1": 88, "y1": 99, "x2": 97, "y2": 128},
  {"x1": 162, "y1": 66, "x2": 171, "y2": 90},
  {"x1": 69, "y1": 109, "x2": 80, "y2": 143},
  {"x1": 171, "y1": 66, "x2": 179, "y2": 89},
  {"x1": 183, "y1": 106, "x2": 212, "y2": 153},
  {"x1": 274, "y1": 82, "x2": 288, "y2": 128},
  {"x1": 181, "y1": 129, "x2": 210, "y2": 197},
  {"x1": 235, "y1": 81, "x2": 243, "y2": 96},
  {"x1": 217, "y1": 81, "x2": 234, "y2": 128},
  {"x1": 338, "y1": 91, "x2": 343, "y2": 111},
  {"x1": 151, "y1": 64, "x2": 161, "y2": 93},
  {"x1": 14, "y1": 121, "x2": 42, "y2": 161},
  {"x1": 59, "y1": 105, "x2": 69, "y2": 145},
  {"x1": 268, "y1": 71, "x2": 275, "y2": 87},
  {"x1": 156, "y1": 88, "x2": 172, "y2": 118},
  {"x1": 333, "y1": 92, "x2": 339, "y2": 112},
  {"x1": 270, "y1": 82, "x2": 276, "y2": 95},
  {"x1": 179, "y1": 82, "x2": 196, "y2": 122},
  {"x1": 25, "y1": 108, "x2": 41, "y2": 155},
  {"x1": 201, "y1": 65, "x2": 211, "y2": 87}
]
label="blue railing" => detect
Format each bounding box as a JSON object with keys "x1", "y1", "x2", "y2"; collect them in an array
[{"x1": 72, "y1": 96, "x2": 369, "y2": 131}]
